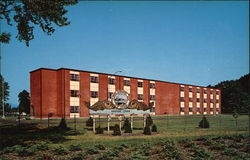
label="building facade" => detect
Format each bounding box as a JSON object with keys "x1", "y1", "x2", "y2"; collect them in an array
[{"x1": 30, "y1": 68, "x2": 221, "y2": 118}]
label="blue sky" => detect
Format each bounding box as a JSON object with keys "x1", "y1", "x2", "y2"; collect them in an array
[{"x1": 1, "y1": 1, "x2": 249, "y2": 106}]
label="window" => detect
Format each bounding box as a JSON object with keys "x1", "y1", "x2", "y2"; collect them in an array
[
  {"x1": 204, "y1": 90, "x2": 207, "y2": 94},
  {"x1": 138, "y1": 94, "x2": 143, "y2": 100},
  {"x1": 204, "y1": 108, "x2": 207, "y2": 112},
  {"x1": 216, "y1": 99, "x2": 219, "y2": 103},
  {"x1": 216, "y1": 90, "x2": 219, "y2": 95},
  {"x1": 70, "y1": 74, "x2": 80, "y2": 81},
  {"x1": 210, "y1": 99, "x2": 214, "y2": 103},
  {"x1": 124, "y1": 80, "x2": 130, "y2": 86},
  {"x1": 210, "y1": 108, "x2": 213, "y2": 111},
  {"x1": 70, "y1": 106, "x2": 80, "y2": 113},
  {"x1": 91, "y1": 91, "x2": 98, "y2": 98},
  {"x1": 108, "y1": 92, "x2": 113, "y2": 99},
  {"x1": 189, "y1": 88, "x2": 193, "y2": 92},
  {"x1": 150, "y1": 95, "x2": 155, "y2": 100},
  {"x1": 180, "y1": 97, "x2": 185, "y2": 101},
  {"x1": 90, "y1": 76, "x2": 98, "y2": 83},
  {"x1": 196, "y1": 98, "x2": 200, "y2": 102},
  {"x1": 180, "y1": 108, "x2": 185, "y2": 112},
  {"x1": 196, "y1": 88, "x2": 201, "y2": 93},
  {"x1": 197, "y1": 108, "x2": 200, "y2": 112},
  {"x1": 71, "y1": 90, "x2": 80, "y2": 97},
  {"x1": 180, "y1": 86, "x2": 184, "y2": 91},
  {"x1": 138, "y1": 82, "x2": 143, "y2": 87},
  {"x1": 189, "y1": 98, "x2": 193, "y2": 102},
  {"x1": 108, "y1": 78, "x2": 115, "y2": 85},
  {"x1": 210, "y1": 91, "x2": 213, "y2": 95},
  {"x1": 204, "y1": 99, "x2": 207, "y2": 103},
  {"x1": 150, "y1": 83, "x2": 155, "y2": 89},
  {"x1": 189, "y1": 108, "x2": 192, "y2": 112},
  {"x1": 216, "y1": 108, "x2": 219, "y2": 112}
]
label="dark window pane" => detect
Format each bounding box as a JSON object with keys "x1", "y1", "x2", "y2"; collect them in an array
[
  {"x1": 108, "y1": 78, "x2": 115, "y2": 85},
  {"x1": 180, "y1": 108, "x2": 185, "y2": 112},
  {"x1": 71, "y1": 90, "x2": 80, "y2": 97},
  {"x1": 189, "y1": 98, "x2": 193, "y2": 102},
  {"x1": 124, "y1": 80, "x2": 130, "y2": 86},
  {"x1": 91, "y1": 91, "x2": 98, "y2": 98},
  {"x1": 150, "y1": 83, "x2": 155, "y2": 89},
  {"x1": 138, "y1": 82, "x2": 143, "y2": 87},
  {"x1": 196, "y1": 98, "x2": 200, "y2": 102},
  {"x1": 138, "y1": 94, "x2": 143, "y2": 100},
  {"x1": 180, "y1": 87, "x2": 184, "y2": 91},
  {"x1": 196, "y1": 88, "x2": 200, "y2": 93},
  {"x1": 70, "y1": 74, "x2": 80, "y2": 81},
  {"x1": 90, "y1": 76, "x2": 98, "y2": 83},
  {"x1": 189, "y1": 88, "x2": 193, "y2": 92},
  {"x1": 189, "y1": 108, "x2": 192, "y2": 112},
  {"x1": 150, "y1": 95, "x2": 155, "y2": 100},
  {"x1": 180, "y1": 97, "x2": 185, "y2": 101},
  {"x1": 70, "y1": 106, "x2": 80, "y2": 113}
]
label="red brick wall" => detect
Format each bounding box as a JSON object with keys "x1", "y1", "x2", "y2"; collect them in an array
[
  {"x1": 130, "y1": 78, "x2": 137, "y2": 100},
  {"x1": 80, "y1": 72, "x2": 90, "y2": 117},
  {"x1": 30, "y1": 70, "x2": 41, "y2": 118},
  {"x1": 155, "y1": 82, "x2": 180, "y2": 115},
  {"x1": 143, "y1": 80, "x2": 150, "y2": 105},
  {"x1": 115, "y1": 76, "x2": 124, "y2": 91},
  {"x1": 99, "y1": 74, "x2": 108, "y2": 100},
  {"x1": 64, "y1": 70, "x2": 70, "y2": 118}
]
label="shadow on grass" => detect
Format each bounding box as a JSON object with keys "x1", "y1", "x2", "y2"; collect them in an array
[{"x1": 0, "y1": 123, "x2": 85, "y2": 150}]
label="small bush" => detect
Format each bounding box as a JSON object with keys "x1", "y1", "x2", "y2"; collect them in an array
[
  {"x1": 180, "y1": 139, "x2": 195, "y2": 148},
  {"x1": 222, "y1": 148, "x2": 240, "y2": 156},
  {"x1": 0, "y1": 155, "x2": 11, "y2": 160},
  {"x1": 151, "y1": 124, "x2": 157, "y2": 132},
  {"x1": 69, "y1": 144, "x2": 82, "y2": 151},
  {"x1": 16, "y1": 146, "x2": 36, "y2": 156},
  {"x1": 97, "y1": 150, "x2": 118, "y2": 160},
  {"x1": 210, "y1": 142, "x2": 227, "y2": 150},
  {"x1": 52, "y1": 146, "x2": 68, "y2": 155},
  {"x1": 86, "y1": 117, "x2": 93, "y2": 127},
  {"x1": 123, "y1": 118, "x2": 132, "y2": 133},
  {"x1": 113, "y1": 124, "x2": 121, "y2": 136},
  {"x1": 146, "y1": 115, "x2": 153, "y2": 126},
  {"x1": 33, "y1": 142, "x2": 49, "y2": 151},
  {"x1": 191, "y1": 146, "x2": 212, "y2": 159},
  {"x1": 58, "y1": 118, "x2": 68, "y2": 130},
  {"x1": 199, "y1": 116, "x2": 210, "y2": 128},
  {"x1": 36, "y1": 154, "x2": 52, "y2": 160},
  {"x1": 95, "y1": 126, "x2": 104, "y2": 134},
  {"x1": 143, "y1": 126, "x2": 151, "y2": 135},
  {"x1": 86, "y1": 148, "x2": 99, "y2": 155},
  {"x1": 95, "y1": 144, "x2": 105, "y2": 150},
  {"x1": 70, "y1": 152, "x2": 87, "y2": 160}
]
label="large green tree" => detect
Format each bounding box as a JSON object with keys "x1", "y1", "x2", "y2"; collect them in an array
[
  {"x1": 0, "y1": 0, "x2": 77, "y2": 46},
  {"x1": 0, "y1": 74, "x2": 10, "y2": 113},
  {"x1": 18, "y1": 90, "x2": 30, "y2": 114},
  {"x1": 213, "y1": 74, "x2": 250, "y2": 113}
]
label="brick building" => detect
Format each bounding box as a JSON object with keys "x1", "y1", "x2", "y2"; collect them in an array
[{"x1": 30, "y1": 68, "x2": 221, "y2": 118}]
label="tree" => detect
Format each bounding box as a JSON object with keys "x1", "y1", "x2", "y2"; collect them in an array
[
  {"x1": 123, "y1": 118, "x2": 132, "y2": 133},
  {"x1": 143, "y1": 125, "x2": 151, "y2": 135},
  {"x1": 0, "y1": 0, "x2": 78, "y2": 46},
  {"x1": 146, "y1": 115, "x2": 153, "y2": 126},
  {"x1": 113, "y1": 124, "x2": 121, "y2": 136},
  {"x1": 18, "y1": 90, "x2": 30, "y2": 114},
  {"x1": 199, "y1": 116, "x2": 210, "y2": 128},
  {"x1": 0, "y1": 74, "x2": 9, "y2": 113},
  {"x1": 151, "y1": 124, "x2": 157, "y2": 132}
]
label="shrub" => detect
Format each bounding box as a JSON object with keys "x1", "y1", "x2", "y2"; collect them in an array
[
  {"x1": 143, "y1": 126, "x2": 151, "y2": 135},
  {"x1": 113, "y1": 124, "x2": 121, "y2": 136},
  {"x1": 86, "y1": 117, "x2": 93, "y2": 127},
  {"x1": 95, "y1": 144, "x2": 105, "y2": 150},
  {"x1": 70, "y1": 152, "x2": 87, "y2": 160},
  {"x1": 151, "y1": 124, "x2": 157, "y2": 132},
  {"x1": 180, "y1": 139, "x2": 195, "y2": 148},
  {"x1": 36, "y1": 154, "x2": 52, "y2": 160},
  {"x1": 58, "y1": 118, "x2": 68, "y2": 130},
  {"x1": 191, "y1": 146, "x2": 212, "y2": 159},
  {"x1": 16, "y1": 146, "x2": 36, "y2": 156},
  {"x1": 95, "y1": 126, "x2": 104, "y2": 134},
  {"x1": 222, "y1": 148, "x2": 240, "y2": 156},
  {"x1": 69, "y1": 144, "x2": 82, "y2": 151},
  {"x1": 199, "y1": 116, "x2": 210, "y2": 128},
  {"x1": 123, "y1": 118, "x2": 132, "y2": 133},
  {"x1": 97, "y1": 151, "x2": 118, "y2": 160},
  {"x1": 33, "y1": 142, "x2": 49, "y2": 151},
  {"x1": 161, "y1": 140, "x2": 183, "y2": 160},
  {"x1": 210, "y1": 142, "x2": 227, "y2": 150},
  {"x1": 146, "y1": 115, "x2": 153, "y2": 126},
  {"x1": 52, "y1": 146, "x2": 68, "y2": 155},
  {"x1": 86, "y1": 148, "x2": 99, "y2": 155},
  {"x1": 0, "y1": 155, "x2": 11, "y2": 160}
]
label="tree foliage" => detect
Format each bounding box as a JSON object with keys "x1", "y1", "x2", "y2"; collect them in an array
[
  {"x1": 146, "y1": 115, "x2": 153, "y2": 126},
  {"x1": 199, "y1": 116, "x2": 210, "y2": 128},
  {"x1": 212, "y1": 74, "x2": 250, "y2": 113},
  {"x1": 123, "y1": 118, "x2": 132, "y2": 133},
  {"x1": 143, "y1": 125, "x2": 151, "y2": 135},
  {"x1": 0, "y1": 74, "x2": 10, "y2": 112},
  {"x1": 86, "y1": 117, "x2": 93, "y2": 127},
  {"x1": 0, "y1": 0, "x2": 77, "y2": 46},
  {"x1": 113, "y1": 124, "x2": 121, "y2": 136},
  {"x1": 18, "y1": 90, "x2": 30, "y2": 114}
]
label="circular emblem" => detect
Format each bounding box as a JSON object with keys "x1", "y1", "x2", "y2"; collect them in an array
[{"x1": 111, "y1": 90, "x2": 129, "y2": 109}]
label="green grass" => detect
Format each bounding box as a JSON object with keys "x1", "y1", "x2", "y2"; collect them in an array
[{"x1": 0, "y1": 114, "x2": 249, "y2": 150}]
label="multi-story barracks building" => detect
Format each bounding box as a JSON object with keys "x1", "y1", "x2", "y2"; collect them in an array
[{"x1": 30, "y1": 68, "x2": 221, "y2": 118}]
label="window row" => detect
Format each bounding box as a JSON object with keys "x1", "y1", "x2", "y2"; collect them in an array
[
  {"x1": 180, "y1": 108, "x2": 219, "y2": 112},
  {"x1": 180, "y1": 87, "x2": 219, "y2": 95},
  {"x1": 70, "y1": 74, "x2": 80, "y2": 81},
  {"x1": 180, "y1": 97, "x2": 219, "y2": 103}
]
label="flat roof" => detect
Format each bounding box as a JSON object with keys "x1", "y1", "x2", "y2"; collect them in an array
[{"x1": 30, "y1": 67, "x2": 220, "y2": 90}]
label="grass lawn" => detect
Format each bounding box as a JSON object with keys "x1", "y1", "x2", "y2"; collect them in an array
[{"x1": 0, "y1": 114, "x2": 249, "y2": 159}]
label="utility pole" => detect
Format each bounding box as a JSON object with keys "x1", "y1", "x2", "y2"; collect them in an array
[{"x1": 0, "y1": 19, "x2": 5, "y2": 119}]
